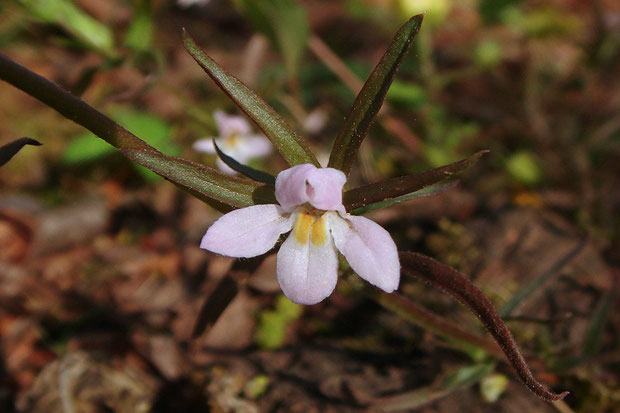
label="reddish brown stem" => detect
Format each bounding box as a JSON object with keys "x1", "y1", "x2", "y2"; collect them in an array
[{"x1": 400, "y1": 252, "x2": 569, "y2": 402}]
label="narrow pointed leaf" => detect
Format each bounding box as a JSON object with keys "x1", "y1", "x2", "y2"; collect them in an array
[
  {"x1": 351, "y1": 182, "x2": 457, "y2": 215},
  {"x1": 193, "y1": 249, "x2": 294, "y2": 340},
  {"x1": 0, "y1": 53, "x2": 151, "y2": 151},
  {"x1": 183, "y1": 31, "x2": 319, "y2": 167},
  {"x1": 0, "y1": 137, "x2": 41, "y2": 167},
  {"x1": 343, "y1": 150, "x2": 488, "y2": 211},
  {"x1": 370, "y1": 363, "x2": 494, "y2": 411},
  {"x1": 191, "y1": 255, "x2": 267, "y2": 339},
  {"x1": 499, "y1": 238, "x2": 586, "y2": 317},
  {"x1": 400, "y1": 252, "x2": 569, "y2": 402},
  {"x1": 213, "y1": 139, "x2": 276, "y2": 185},
  {"x1": 582, "y1": 282, "x2": 615, "y2": 357},
  {"x1": 328, "y1": 14, "x2": 423, "y2": 175},
  {"x1": 192, "y1": 275, "x2": 239, "y2": 339},
  {"x1": 121, "y1": 149, "x2": 276, "y2": 208},
  {"x1": 0, "y1": 53, "x2": 274, "y2": 211}
]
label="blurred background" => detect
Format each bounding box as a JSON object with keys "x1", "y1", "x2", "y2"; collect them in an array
[{"x1": 0, "y1": 0, "x2": 618, "y2": 411}]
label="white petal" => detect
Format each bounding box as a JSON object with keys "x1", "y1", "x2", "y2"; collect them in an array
[
  {"x1": 275, "y1": 164, "x2": 316, "y2": 212},
  {"x1": 193, "y1": 138, "x2": 216, "y2": 153},
  {"x1": 215, "y1": 158, "x2": 238, "y2": 175},
  {"x1": 214, "y1": 110, "x2": 251, "y2": 136},
  {"x1": 236, "y1": 135, "x2": 273, "y2": 159},
  {"x1": 276, "y1": 213, "x2": 339, "y2": 305},
  {"x1": 274, "y1": 164, "x2": 347, "y2": 213},
  {"x1": 306, "y1": 168, "x2": 346, "y2": 211},
  {"x1": 200, "y1": 205, "x2": 293, "y2": 258},
  {"x1": 327, "y1": 212, "x2": 400, "y2": 292}
]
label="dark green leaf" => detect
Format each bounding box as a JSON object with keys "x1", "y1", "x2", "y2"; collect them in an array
[
  {"x1": 121, "y1": 148, "x2": 276, "y2": 208},
  {"x1": 401, "y1": 252, "x2": 569, "y2": 402},
  {"x1": 0, "y1": 137, "x2": 41, "y2": 167},
  {"x1": 343, "y1": 150, "x2": 488, "y2": 211},
  {"x1": 183, "y1": 31, "x2": 319, "y2": 167},
  {"x1": 213, "y1": 139, "x2": 276, "y2": 185},
  {"x1": 328, "y1": 14, "x2": 423, "y2": 175}
]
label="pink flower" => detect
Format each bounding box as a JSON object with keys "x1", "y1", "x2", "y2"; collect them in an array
[
  {"x1": 193, "y1": 110, "x2": 272, "y2": 174},
  {"x1": 200, "y1": 164, "x2": 400, "y2": 305}
]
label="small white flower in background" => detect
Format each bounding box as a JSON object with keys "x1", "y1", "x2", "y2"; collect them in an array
[
  {"x1": 193, "y1": 110, "x2": 272, "y2": 175},
  {"x1": 302, "y1": 108, "x2": 328, "y2": 134},
  {"x1": 200, "y1": 163, "x2": 400, "y2": 305},
  {"x1": 177, "y1": 0, "x2": 211, "y2": 8}
]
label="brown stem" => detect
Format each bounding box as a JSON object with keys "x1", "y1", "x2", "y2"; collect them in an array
[{"x1": 400, "y1": 252, "x2": 569, "y2": 402}]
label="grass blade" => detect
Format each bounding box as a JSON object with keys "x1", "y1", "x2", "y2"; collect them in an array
[{"x1": 499, "y1": 238, "x2": 587, "y2": 317}]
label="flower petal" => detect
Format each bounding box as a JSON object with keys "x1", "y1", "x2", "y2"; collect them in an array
[
  {"x1": 192, "y1": 138, "x2": 216, "y2": 153},
  {"x1": 215, "y1": 158, "x2": 238, "y2": 175},
  {"x1": 277, "y1": 213, "x2": 339, "y2": 304},
  {"x1": 200, "y1": 205, "x2": 293, "y2": 258},
  {"x1": 306, "y1": 168, "x2": 346, "y2": 211},
  {"x1": 275, "y1": 163, "x2": 316, "y2": 212},
  {"x1": 214, "y1": 110, "x2": 251, "y2": 136},
  {"x1": 237, "y1": 134, "x2": 273, "y2": 159},
  {"x1": 275, "y1": 164, "x2": 347, "y2": 212},
  {"x1": 327, "y1": 212, "x2": 400, "y2": 292}
]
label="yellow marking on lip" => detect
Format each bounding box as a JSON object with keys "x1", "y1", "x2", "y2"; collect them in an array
[
  {"x1": 294, "y1": 211, "x2": 314, "y2": 245},
  {"x1": 224, "y1": 134, "x2": 240, "y2": 149},
  {"x1": 310, "y1": 214, "x2": 327, "y2": 246}
]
